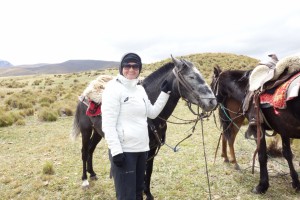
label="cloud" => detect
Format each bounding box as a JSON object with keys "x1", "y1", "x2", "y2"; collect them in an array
[{"x1": 0, "y1": 0, "x2": 299, "y2": 65}]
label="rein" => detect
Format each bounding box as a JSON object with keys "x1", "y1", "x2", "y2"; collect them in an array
[
  {"x1": 147, "y1": 111, "x2": 210, "y2": 161},
  {"x1": 213, "y1": 103, "x2": 244, "y2": 163},
  {"x1": 148, "y1": 64, "x2": 213, "y2": 160}
]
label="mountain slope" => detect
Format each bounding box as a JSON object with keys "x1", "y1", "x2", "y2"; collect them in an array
[
  {"x1": 0, "y1": 59, "x2": 13, "y2": 67},
  {"x1": 0, "y1": 53, "x2": 259, "y2": 77},
  {"x1": 0, "y1": 60, "x2": 119, "y2": 77}
]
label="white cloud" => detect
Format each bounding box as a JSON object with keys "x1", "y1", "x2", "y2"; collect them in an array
[{"x1": 0, "y1": 0, "x2": 300, "y2": 65}]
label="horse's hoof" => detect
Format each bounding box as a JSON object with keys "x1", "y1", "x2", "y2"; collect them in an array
[
  {"x1": 252, "y1": 187, "x2": 260, "y2": 194},
  {"x1": 146, "y1": 194, "x2": 154, "y2": 200},
  {"x1": 81, "y1": 180, "x2": 90, "y2": 189},
  {"x1": 144, "y1": 191, "x2": 154, "y2": 200},
  {"x1": 252, "y1": 185, "x2": 267, "y2": 194},
  {"x1": 234, "y1": 163, "x2": 240, "y2": 170},
  {"x1": 90, "y1": 175, "x2": 98, "y2": 181},
  {"x1": 223, "y1": 158, "x2": 229, "y2": 163},
  {"x1": 292, "y1": 181, "x2": 300, "y2": 192}
]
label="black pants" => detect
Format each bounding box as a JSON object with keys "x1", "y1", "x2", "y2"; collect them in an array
[{"x1": 109, "y1": 150, "x2": 147, "y2": 200}]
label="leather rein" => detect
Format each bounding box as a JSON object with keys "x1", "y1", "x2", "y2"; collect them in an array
[{"x1": 147, "y1": 66, "x2": 212, "y2": 161}]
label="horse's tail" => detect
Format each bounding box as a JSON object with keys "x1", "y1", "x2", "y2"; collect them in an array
[{"x1": 70, "y1": 102, "x2": 81, "y2": 141}]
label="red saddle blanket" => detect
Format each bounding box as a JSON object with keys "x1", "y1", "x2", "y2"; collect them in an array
[
  {"x1": 86, "y1": 100, "x2": 101, "y2": 116},
  {"x1": 260, "y1": 72, "x2": 300, "y2": 109}
]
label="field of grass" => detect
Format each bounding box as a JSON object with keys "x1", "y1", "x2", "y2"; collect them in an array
[{"x1": 1, "y1": 54, "x2": 300, "y2": 199}]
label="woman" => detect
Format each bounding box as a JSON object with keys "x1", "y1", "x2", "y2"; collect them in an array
[{"x1": 102, "y1": 52, "x2": 172, "y2": 200}]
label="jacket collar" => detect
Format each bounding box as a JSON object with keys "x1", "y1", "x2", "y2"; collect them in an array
[{"x1": 116, "y1": 74, "x2": 139, "y2": 88}]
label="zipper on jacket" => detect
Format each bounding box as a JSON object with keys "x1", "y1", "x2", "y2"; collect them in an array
[{"x1": 143, "y1": 98, "x2": 147, "y2": 117}]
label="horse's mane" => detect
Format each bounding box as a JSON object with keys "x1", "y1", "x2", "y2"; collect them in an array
[{"x1": 142, "y1": 62, "x2": 174, "y2": 86}]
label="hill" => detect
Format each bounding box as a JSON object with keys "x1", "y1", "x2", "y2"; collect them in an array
[
  {"x1": 0, "y1": 53, "x2": 259, "y2": 77},
  {"x1": 0, "y1": 59, "x2": 13, "y2": 67},
  {"x1": 143, "y1": 53, "x2": 259, "y2": 78},
  {"x1": 0, "y1": 60, "x2": 119, "y2": 77}
]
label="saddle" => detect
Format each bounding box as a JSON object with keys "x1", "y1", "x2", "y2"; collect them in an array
[
  {"x1": 260, "y1": 71, "x2": 300, "y2": 109},
  {"x1": 79, "y1": 96, "x2": 102, "y2": 116},
  {"x1": 244, "y1": 69, "x2": 300, "y2": 112},
  {"x1": 249, "y1": 54, "x2": 300, "y2": 92}
]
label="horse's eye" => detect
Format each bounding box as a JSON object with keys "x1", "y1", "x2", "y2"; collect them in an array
[{"x1": 189, "y1": 76, "x2": 194, "y2": 79}]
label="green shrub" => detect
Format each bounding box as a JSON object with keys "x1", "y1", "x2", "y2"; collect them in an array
[
  {"x1": 9, "y1": 111, "x2": 24, "y2": 122},
  {"x1": 18, "y1": 102, "x2": 33, "y2": 109},
  {"x1": 39, "y1": 96, "x2": 56, "y2": 104},
  {"x1": 5, "y1": 97, "x2": 33, "y2": 109},
  {"x1": 15, "y1": 119, "x2": 25, "y2": 126},
  {"x1": 32, "y1": 79, "x2": 43, "y2": 86},
  {"x1": 23, "y1": 108, "x2": 34, "y2": 116},
  {"x1": 40, "y1": 102, "x2": 50, "y2": 107},
  {"x1": 42, "y1": 161, "x2": 55, "y2": 175},
  {"x1": 37, "y1": 109, "x2": 58, "y2": 122},
  {"x1": 0, "y1": 113, "x2": 14, "y2": 127}
]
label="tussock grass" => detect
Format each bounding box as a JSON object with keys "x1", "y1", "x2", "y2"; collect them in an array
[
  {"x1": 43, "y1": 161, "x2": 55, "y2": 175},
  {"x1": 37, "y1": 109, "x2": 58, "y2": 122}
]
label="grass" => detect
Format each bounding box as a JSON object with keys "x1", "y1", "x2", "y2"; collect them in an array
[
  {"x1": 1, "y1": 102, "x2": 300, "y2": 199},
  {"x1": 1, "y1": 53, "x2": 300, "y2": 199}
]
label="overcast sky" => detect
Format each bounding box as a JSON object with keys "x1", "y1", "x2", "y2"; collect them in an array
[{"x1": 1, "y1": 0, "x2": 300, "y2": 66}]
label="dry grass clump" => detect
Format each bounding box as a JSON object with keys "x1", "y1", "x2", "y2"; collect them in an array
[
  {"x1": 37, "y1": 109, "x2": 58, "y2": 122},
  {"x1": 0, "y1": 112, "x2": 14, "y2": 127},
  {"x1": 15, "y1": 119, "x2": 26, "y2": 126},
  {"x1": 32, "y1": 79, "x2": 43, "y2": 86},
  {"x1": 0, "y1": 109, "x2": 25, "y2": 127},
  {"x1": 42, "y1": 161, "x2": 55, "y2": 175}
]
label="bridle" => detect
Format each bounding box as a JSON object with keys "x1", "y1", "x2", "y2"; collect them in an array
[
  {"x1": 147, "y1": 63, "x2": 214, "y2": 161},
  {"x1": 172, "y1": 63, "x2": 216, "y2": 116}
]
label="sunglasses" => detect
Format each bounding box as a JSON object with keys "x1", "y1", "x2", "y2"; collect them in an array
[{"x1": 123, "y1": 63, "x2": 140, "y2": 71}]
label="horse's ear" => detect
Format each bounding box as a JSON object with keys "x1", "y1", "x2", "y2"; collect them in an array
[
  {"x1": 171, "y1": 54, "x2": 181, "y2": 67},
  {"x1": 214, "y1": 65, "x2": 222, "y2": 76}
]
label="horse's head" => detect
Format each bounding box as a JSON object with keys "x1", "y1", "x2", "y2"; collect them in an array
[
  {"x1": 171, "y1": 56, "x2": 217, "y2": 112},
  {"x1": 211, "y1": 66, "x2": 251, "y2": 103}
]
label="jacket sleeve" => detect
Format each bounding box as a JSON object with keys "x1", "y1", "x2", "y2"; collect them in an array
[
  {"x1": 101, "y1": 81, "x2": 123, "y2": 156},
  {"x1": 144, "y1": 89, "x2": 170, "y2": 119}
]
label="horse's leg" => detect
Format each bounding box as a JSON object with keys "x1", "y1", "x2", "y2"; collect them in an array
[
  {"x1": 281, "y1": 136, "x2": 300, "y2": 191},
  {"x1": 87, "y1": 131, "x2": 102, "y2": 180},
  {"x1": 221, "y1": 133, "x2": 229, "y2": 162},
  {"x1": 253, "y1": 132, "x2": 269, "y2": 194},
  {"x1": 228, "y1": 129, "x2": 239, "y2": 170},
  {"x1": 81, "y1": 127, "x2": 92, "y2": 189},
  {"x1": 87, "y1": 116, "x2": 103, "y2": 181},
  {"x1": 144, "y1": 148, "x2": 156, "y2": 200},
  {"x1": 228, "y1": 115, "x2": 245, "y2": 170}
]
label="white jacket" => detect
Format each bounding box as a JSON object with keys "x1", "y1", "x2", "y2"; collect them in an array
[{"x1": 102, "y1": 74, "x2": 170, "y2": 156}]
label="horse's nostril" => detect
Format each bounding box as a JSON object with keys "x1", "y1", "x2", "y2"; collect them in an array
[{"x1": 210, "y1": 98, "x2": 217, "y2": 107}]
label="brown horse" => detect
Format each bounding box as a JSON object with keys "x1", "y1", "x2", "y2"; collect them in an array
[
  {"x1": 211, "y1": 66, "x2": 251, "y2": 170},
  {"x1": 211, "y1": 66, "x2": 300, "y2": 194}
]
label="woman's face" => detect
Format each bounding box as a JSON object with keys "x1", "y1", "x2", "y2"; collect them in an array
[{"x1": 122, "y1": 62, "x2": 140, "y2": 80}]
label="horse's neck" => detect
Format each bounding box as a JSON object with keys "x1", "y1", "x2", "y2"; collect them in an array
[
  {"x1": 159, "y1": 94, "x2": 180, "y2": 120},
  {"x1": 145, "y1": 84, "x2": 180, "y2": 119},
  {"x1": 226, "y1": 78, "x2": 248, "y2": 102}
]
